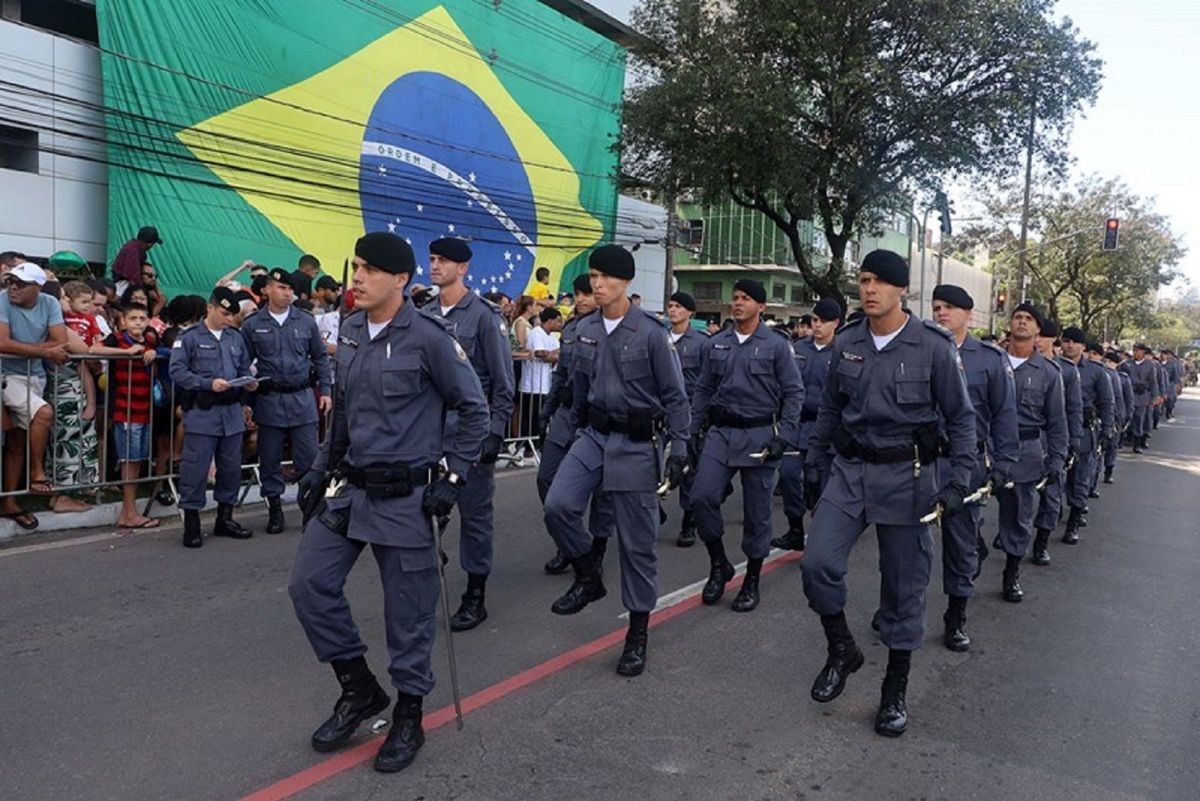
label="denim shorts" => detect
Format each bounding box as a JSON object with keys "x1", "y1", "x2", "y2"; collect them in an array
[{"x1": 113, "y1": 422, "x2": 150, "y2": 462}]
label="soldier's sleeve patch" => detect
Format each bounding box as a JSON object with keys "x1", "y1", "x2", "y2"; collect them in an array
[
  {"x1": 171, "y1": 340, "x2": 183, "y2": 349},
  {"x1": 453, "y1": 340, "x2": 468, "y2": 361}
]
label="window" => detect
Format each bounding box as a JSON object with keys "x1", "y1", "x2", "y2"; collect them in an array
[
  {"x1": 0, "y1": 125, "x2": 39, "y2": 174},
  {"x1": 692, "y1": 281, "x2": 722, "y2": 300},
  {"x1": 675, "y1": 219, "x2": 704, "y2": 247},
  {"x1": 771, "y1": 282, "x2": 787, "y2": 301},
  {"x1": 791, "y1": 285, "x2": 809, "y2": 304},
  {"x1": 9, "y1": 0, "x2": 99, "y2": 44}
]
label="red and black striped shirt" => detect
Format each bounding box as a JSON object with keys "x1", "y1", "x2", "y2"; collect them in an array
[{"x1": 104, "y1": 330, "x2": 158, "y2": 424}]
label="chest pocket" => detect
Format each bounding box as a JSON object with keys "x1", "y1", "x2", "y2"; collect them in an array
[
  {"x1": 381, "y1": 354, "x2": 422, "y2": 398},
  {"x1": 620, "y1": 346, "x2": 651, "y2": 381},
  {"x1": 1020, "y1": 379, "x2": 1046, "y2": 410},
  {"x1": 967, "y1": 371, "x2": 989, "y2": 406},
  {"x1": 252, "y1": 328, "x2": 278, "y2": 356},
  {"x1": 573, "y1": 343, "x2": 597, "y2": 379},
  {"x1": 290, "y1": 327, "x2": 310, "y2": 354},
  {"x1": 454, "y1": 322, "x2": 479, "y2": 358},
  {"x1": 679, "y1": 346, "x2": 701, "y2": 371},
  {"x1": 194, "y1": 344, "x2": 222, "y2": 374},
  {"x1": 707, "y1": 348, "x2": 731, "y2": 376},
  {"x1": 894, "y1": 365, "x2": 932, "y2": 405},
  {"x1": 749, "y1": 356, "x2": 773, "y2": 376},
  {"x1": 835, "y1": 359, "x2": 863, "y2": 397}
]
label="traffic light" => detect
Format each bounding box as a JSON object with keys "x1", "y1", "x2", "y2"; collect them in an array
[
  {"x1": 996, "y1": 290, "x2": 1007, "y2": 312},
  {"x1": 1103, "y1": 217, "x2": 1120, "y2": 250},
  {"x1": 935, "y1": 191, "x2": 953, "y2": 236}
]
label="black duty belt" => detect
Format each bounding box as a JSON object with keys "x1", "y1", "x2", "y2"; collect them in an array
[
  {"x1": 1018, "y1": 426, "x2": 1042, "y2": 441},
  {"x1": 585, "y1": 405, "x2": 662, "y2": 442},
  {"x1": 708, "y1": 407, "x2": 776, "y2": 429},
  {"x1": 343, "y1": 463, "x2": 435, "y2": 499},
  {"x1": 261, "y1": 381, "x2": 312, "y2": 395},
  {"x1": 1083, "y1": 410, "x2": 1097, "y2": 427},
  {"x1": 832, "y1": 424, "x2": 939, "y2": 465},
  {"x1": 179, "y1": 388, "x2": 242, "y2": 411},
  {"x1": 799, "y1": 409, "x2": 819, "y2": 423}
]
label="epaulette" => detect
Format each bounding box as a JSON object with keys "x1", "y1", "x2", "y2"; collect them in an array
[
  {"x1": 1044, "y1": 355, "x2": 1062, "y2": 372},
  {"x1": 570, "y1": 308, "x2": 598, "y2": 323},
  {"x1": 480, "y1": 295, "x2": 504, "y2": 315},
  {"x1": 981, "y1": 340, "x2": 1007, "y2": 357},
  {"x1": 834, "y1": 315, "x2": 866, "y2": 335},
  {"x1": 922, "y1": 318, "x2": 954, "y2": 341}
]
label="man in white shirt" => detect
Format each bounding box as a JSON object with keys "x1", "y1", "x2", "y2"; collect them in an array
[{"x1": 518, "y1": 308, "x2": 562, "y2": 442}]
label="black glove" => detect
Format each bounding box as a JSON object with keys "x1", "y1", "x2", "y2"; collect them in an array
[
  {"x1": 928, "y1": 483, "x2": 968, "y2": 520},
  {"x1": 988, "y1": 466, "x2": 1012, "y2": 490},
  {"x1": 759, "y1": 436, "x2": 787, "y2": 461},
  {"x1": 1038, "y1": 470, "x2": 1059, "y2": 490},
  {"x1": 664, "y1": 454, "x2": 689, "y2": 489},
  {"x1": 479, "y1": 433, "x2": 504, "y2": 464},
  {"x1": 1066, "y1": 447, "x2": 1077, "y2": 468},
  {"x1": 803, "y1": 464, "x2": 824, "y2": 511},
  {"x1": 297, "y1": 469, "x2": 329, "y2": 525},
  {"x1": 422, "y1": 476, "x2": 463, "y2": 518}
]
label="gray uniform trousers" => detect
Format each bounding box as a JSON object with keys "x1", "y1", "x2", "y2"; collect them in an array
[
  {"x1": 692, "y1": 441, "x2": 776, "y2": 560},
  {"x1": 257, "y1": 421, "x2": 318, "y2": 499},
  {"x1": 537, "y1": 433, "x2": 615, "y2": 539},
  {"x1": 1132, "y1": 403, "x2": 1152, "y2": 438},
  {"x1": 778, "y1": 452, "x2": 806, "y2": 524},
  {"x1": 456, "y1": 460, "x2": 496, "y2": 575},
  {"x1": 288, "y1": 513, "x2": 439, "y2": 695},
  {"x1": 1103, "y1": 433, "x2": 1119, "y2": 470},
  {"x1": 1034, "y1": 467, "x2": 1067, "y2": 530},
  {"x1": 544, "y1": 430, "x2": 659, "y2": 613},
  {"x1": 179, "y1": 433, "x2": 242, "y2": 510},
  {"x1": 941, "y1": 457, "x2": 987, "y2": 598},
  {"x1": 1067, "y1": 427, "x2": 1099, "y2": 508},
  {"x1": 997, "y1": 480, "x2": 1041, "y2": 557},
  {"x1": 802, "y1": 498, "x2": 933, "y2": 651}
]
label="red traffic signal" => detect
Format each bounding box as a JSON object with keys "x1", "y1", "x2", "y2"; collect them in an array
[
  {"x1": 1103, "y1": 218, "x2": 1120, "y2": 250},
  {"x1": 996, "y1": 290, "x2": 1007, "y2": 312}
]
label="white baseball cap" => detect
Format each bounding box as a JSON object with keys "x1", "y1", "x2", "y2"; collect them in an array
[{"x1": 6, "y1": 262, "x2": 48, "y2": 286}]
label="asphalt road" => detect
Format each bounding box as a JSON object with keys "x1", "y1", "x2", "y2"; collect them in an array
[{"x1": 2, "y1": 390, "x2": 1198, "y2": 801}]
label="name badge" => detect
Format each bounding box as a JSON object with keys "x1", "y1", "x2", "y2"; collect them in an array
[{"x1": 841, "y1": 351, "x2": 864, "y2": 363}]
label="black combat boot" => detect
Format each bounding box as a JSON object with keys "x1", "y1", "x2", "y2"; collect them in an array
[
  {"x1": 874, "y1": 650, "x2": 910, "y2": 737},
  {"x1": 1031, "y1": 528, "x2": 1051, "y2": 565},
  {"x1": 1002, "y1": 554, "x2": 1024, "y2": 603},
  {"x1": 1103, "y1": 467, "x2": 1114, "y2": 484},
  {"x1": 1088, "y1": 486, "x2": 1101, "y2": 499},
  {"x1": 973, "y1": 532, "x2": 989, "y2": 580},
  {"x1": 731, "y1": 558, "x2": 763, "y2": 612},
  {"x1": 701, "y1": 539, "x2": 736, "y2": 605},
  {"x1": 943, "y1": 595, "x2": 970, "y2": 652},
  {"x1": 590, "y1": 536, "x2": 609, "y2": 568},
  {"x1": 1062, "y1": 507, "x2": 1082, "y2": 545},
  {"x1": 770, "y1": 516, "x2": 806, "y2": 551},
  {"x1": 311, "y1": 657, "x2": 390, "y2": 753},
  {"x1": 811, "y1": 612, "x2": 865, "y2": 702},
  {"x1": 550, "y1": 552, "x2": 606, "y2": 615},
  {"x1": 212, "y1": 503, "x2": 252, "y2": 539},
  {"x1": 543, "y1": 550, "x2": 571, "y2": 575},
  {"x1": 266, "y1": 495, "x2": 285, "y2": 534},
  {"x1": 182, "y1": 509, "x2": 203, "y2": 548},
  {"x1": 676, "y1": 510, "x2": 697, "y2": 548},
  {"x1": 373, "y1": 693, "x2": 424, "y2": 773},
  {"x1": 449, "y1": 573, "x2": 488, "y2": 631},
  {"x1": 1133, "y1": 435, "x2": 1146, "y2": 453},
  {"x1": 616, "y1": 611, "x2": 649, "y2": 677}
]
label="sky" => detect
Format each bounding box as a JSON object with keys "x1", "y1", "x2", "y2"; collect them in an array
[{"x1": 590, "y1": 0, "x2": 1200, "y2": 291}]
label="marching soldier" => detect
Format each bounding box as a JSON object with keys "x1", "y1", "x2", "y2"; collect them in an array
[
  {"x1": 1161, "y1": 349, "x2": 1183, "y2": 420},
  {"x1": 288, "y1": 232, "x2": 488, "y2": 773},
  {"x1": 240, "y1": 268, "x2": 332, "y2": 534},
  {"x1": 1028, "y1": 321, "x2": 1080, "y2": 564},
  {"x1": 929, "y1": 285, "x2": 1019, "y2": 651},
  {"x1": 538, "y1": 274, "x2": 614, "y2": 574},
  {"x1": 801, "y1": 251, "x2": 976, "y2": 737},
  {"x1": 1122, "y1": 343, "x2": 1159, "y2": 452},
  {"x1": 996, "y1": 303, "x2": 1069, "y2": 598},
  {"x1": 690, "y1": 279, "x2": 804, "y2": 611},
  {"x1": 543, "y1": 245, "x2": 691, "y2": 677},
  {"x1": 666, "y1": 291, "x2": 708, "y2": 547},
  {"x1": 774, "y1": 297, "x2": 842, "y2": 552},
  {"x1": 169, "y1": 286, "x2": 257, "y2": 548},
  {"x1": 425, "y1": 237, "x2": 515, "y2": 632},
  {"x1": 1059, "y1": 328, "x2": 1113, "y2": 543},
  {"x1": 1100, "y1": 349, "x2": 1130, "y2": 484}
]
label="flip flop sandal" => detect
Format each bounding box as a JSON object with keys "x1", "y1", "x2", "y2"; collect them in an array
[{"x1": 1, "y1": 512, "x2": 39, "y2": 530}]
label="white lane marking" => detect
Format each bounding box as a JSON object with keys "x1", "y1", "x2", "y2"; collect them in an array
[
  {"x1": 0, "y1": 531, "x2": 123, "y2": 558},
  {"x1": 618, "y1": 547, "x2": 794, "y2": 619}
]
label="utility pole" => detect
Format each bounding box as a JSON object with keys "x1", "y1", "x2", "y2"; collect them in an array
[
  {"x1": 1016, "y1": 97, "x2": 1037, "y2": 300},
  {"x1": 662, "y1": 189, "x2": 676, "y2": 310}
]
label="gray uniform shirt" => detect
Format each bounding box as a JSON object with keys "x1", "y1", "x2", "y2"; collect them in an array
[
  {"x1": 1056, "y1": 356, "x2": 1083, "y2": 454},
  {"x1": 1011, "y1": 351, "x2": 1069, "y2": 477},
  {"x1": 169, "y1": 323, "x2": 251, "y2": 436},
  {"x1": 431, "y1": 292, "x2": 514, "y2": 438},
  {"x1": 240, "y1": 306, "x2": 331, "y2": 427},
  {"x1": 791, "y1": 337, "x2": 835, "y2": 451},
  {"x1": 959, "y1": 335, "x2": 1020, "y2": 474},
  {"x1": 1073, "y1": 356, "x2": 1115, "y2": 438}
]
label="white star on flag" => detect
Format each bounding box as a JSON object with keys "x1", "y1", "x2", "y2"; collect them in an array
[
  {"x1": 504, "y1": 251, "x2": 512, "y2": 261},
  {"x1": 387, "y1": 222, "x2": 396, "y2": 233},
  {"x1": 516, "y1": 254, "x2": 522, "y2": 261},
  {"x1": 405, "y1": 237, "x2": 412, "y2": 244},
  {"x1": 416, "y1": 267, "x2": 423, "y2": 275},
  {"x1": 416, "y1": 204, "x2": 424, "y2": 213},
  {"x1": 378, "y1": 165, "x2": 387, "y2": 174},
  {"x1": 468, "y1": 171, "x2": 476, "y2": 182},
  {"x1": 467, "y1": 200, "x2": 474, "y2": 207}
]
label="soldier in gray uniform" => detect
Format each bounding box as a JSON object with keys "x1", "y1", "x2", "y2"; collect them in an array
[
  {"x1": 801, "y1": 250, "x2": 976, "y2": 738},
  {"x1": 538, "y1": 274, "x2": 613, "y2": 574},
  {"x1": 775, "y1": 297, "x2": 842, "y2": 552},
  {"x1": 1161, "y1": 349, "x2": 1183, "y2": 419},
  {"x1": 929, "y1": 285, "x2": 1019, "y2": 651},
  {"x1": 690, "y1": 279, "x2": 804, "y2": 612},
  {"x1": 543, "y1": 244, "x2": 690, "y2": 677},
  {"x1": 424, "y1": 237, "x2": 515, "y2": 632},
  {"x1": 169, "y1": 286, "x2": 257, "y2": 548},
  {"x1": 1100, "y1": 349, "x2": 1130, "y2": 484},
  {"x1": 288, "y1": 232, "x2": 488, "y2": 774},
  {"x1": 1029, "y1": 321, "x2": 1080, "y2": 564},
  {"x1": 240, "y1": 268, "x2": 332, "y2": 534},
  {"x1": 996, "y1": 303, "x2": 1069, "y2": 598},
  {"x1": 666, "y1": 291, "x2": 708, "y2": 547},
  {"x1": 1059, "y1": 327, "x2": 1113, "y2": 543},
  {"x1": 1124, "y1": 343, "x2": 1159, "y2": 452}
]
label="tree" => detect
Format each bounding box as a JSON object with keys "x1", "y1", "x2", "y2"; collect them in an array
[{"x1": 622, "y1": 0, "x2": 1102, "y2": 305}]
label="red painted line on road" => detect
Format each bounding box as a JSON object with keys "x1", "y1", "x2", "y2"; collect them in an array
[{"x1": 239, "y1": 550, "x2": 803, "y2": 801}]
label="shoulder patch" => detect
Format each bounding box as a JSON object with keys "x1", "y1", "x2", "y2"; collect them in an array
[
  {"x1": 171, "y1": 339, "x2": 183, "y2": 349},
  {"x1": 981, "y1": 340, "x2": 1007, "y2": 356},
  {"x1": 835, "y1": 315, "x2": 866, "y2": 335},
  {"x1": 922, "y1": 319, "x2": 954, "y2": 340},
  {"x1": 453, "y1": 339, "x2": 468, "y2": 361}
]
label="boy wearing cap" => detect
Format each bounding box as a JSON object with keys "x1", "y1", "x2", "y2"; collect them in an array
[
  {"x1": 665, "y1": 290, "x2": 707, "y2": 547},
  {"x1": 800, "y1": 250, "x2": 977, "y2": 737},
  {"x1": 689, "y1": 278, "x2": 804, "y2": 611},
  {"x1": 169, "y1": 286, "x2": 257, "y2": 548},
  {"x1": 240, "y1": 268, "x2": 332, "y2": 535},
  {"x1": 424, "y1": 236, "x2": 515, "y2": 632},
  {"x1": 543, "y1": 244, "x2": 691, "y2": 677}
]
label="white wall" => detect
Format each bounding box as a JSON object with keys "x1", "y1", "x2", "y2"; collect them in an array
[
  {"x1": 613, "y1": 194, "x2": 667, "y2": 311},
  {"x1": 908, "y1": 243, "x2": 994, "y2": 330},
  {"x1": 0, "y1": 20, "x2": 107, "y2": 262}
]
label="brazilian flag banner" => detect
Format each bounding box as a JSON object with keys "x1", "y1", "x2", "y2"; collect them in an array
[{"x1": 96, "y1": 0, "x2": 625, "y2": 298}]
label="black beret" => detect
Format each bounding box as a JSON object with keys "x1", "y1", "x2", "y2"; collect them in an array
[
  {"x1": 315, "y1": 275, "x2": 340, "y2": 290},
  {"x1": 572, "y1": 273, "x2": 593, "y2": 295},
  {"x1": 1061, "y1": 326, "x2": 1087, "y2": 343},
  {"x1": 1133, "y1": 342, "x2": 1151, "y2": 352},
  {"x1": 210, "y1": 286, "x2": 239, "y2": 312},
  {"x1": 860, "y1": 249, "x2": 909, "y2": 287},
  {"x1": 670, "y1": 291, "x2": 696, "y2": 312},
  {"x1": 798, "y1": 314, "x2": 812, "y2": 325},
  {"x1": 733, "y1": 279, "x2": 766, "y2": 304},
  {"x1": 1086, "y1": 341, "x2": 1105, "y2": 355},
  {"x1": 1012, "y1": 301, "x2": 1045, "y2": 331},
  {"x1": 429, "y1": 236, "x2": 472, "y2": 263},
  {"x1": 588, "y1": 244, "x2": 634, "y2": 279},
  {"x1": 356, "y1": 231, "x2": 416, "y2": 274},
  {"x1": 1104, "y1": 350, "x2": 1121, "y2": 362},
  {"x1": 267, "y1": 267, "x2": 291, "y2": 285},
  {"x1": 812, "y1": 297, "x2": 843, "y2": 322},
  {"x1": 931, "y1": 284, "x2": 974, "y2": 310},
  {"x1": 1040, "y1": 320, "x2": 1059, "y2": 338}
]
